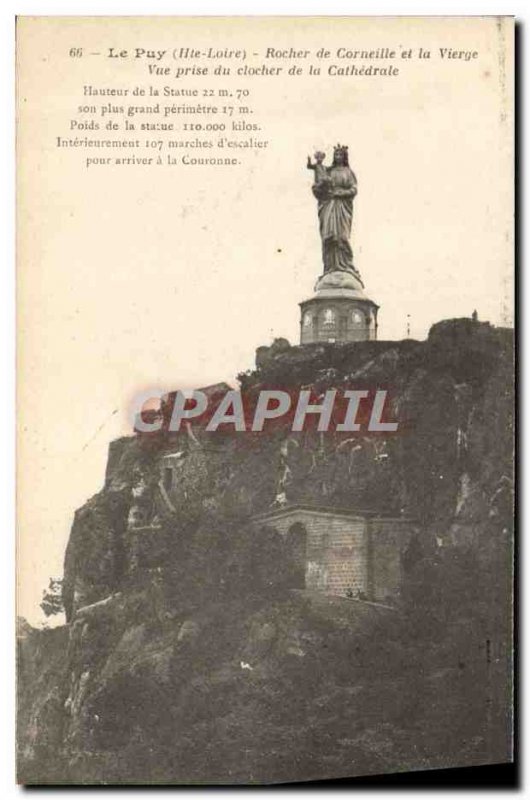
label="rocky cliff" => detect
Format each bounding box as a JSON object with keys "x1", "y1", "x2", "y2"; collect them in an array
[{"x1": 17, "y1": 318, "x2": 514, "y2": 784}]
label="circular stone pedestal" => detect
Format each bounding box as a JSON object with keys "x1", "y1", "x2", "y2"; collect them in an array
[{"x1": 299, "y1": 270, "x2": 379, "y2": 344}]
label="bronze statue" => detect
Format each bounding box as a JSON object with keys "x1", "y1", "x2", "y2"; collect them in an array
[{"x1": 307, "y1": 145, "x2": 361, "y2": 282}]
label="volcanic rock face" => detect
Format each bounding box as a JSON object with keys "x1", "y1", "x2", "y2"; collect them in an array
[{"x1": 17, "y1": 319, "x2": 514, "y2": 784}]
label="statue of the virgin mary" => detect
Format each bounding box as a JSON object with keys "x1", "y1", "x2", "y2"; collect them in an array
[{"x1": 307, "y1": 144, "x2": 363, "y2": 286}]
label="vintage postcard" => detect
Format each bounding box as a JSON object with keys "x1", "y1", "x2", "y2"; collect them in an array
[{"x1": 16, "y1": 16, "x2": 514, "y2": 785}]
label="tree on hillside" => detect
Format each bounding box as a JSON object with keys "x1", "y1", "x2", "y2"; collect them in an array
[{"x1": 40, "y1": 578, "x2": 64, "y2": 617}]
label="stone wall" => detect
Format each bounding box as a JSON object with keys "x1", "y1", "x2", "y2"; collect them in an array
[{"x1": 253, "y1": 506, "x2": 413, "y2": 601}]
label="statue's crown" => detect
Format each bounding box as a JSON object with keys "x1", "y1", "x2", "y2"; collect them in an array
[{"x1": 333, "y1": 143, "x2": 349, "y2": 156}]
